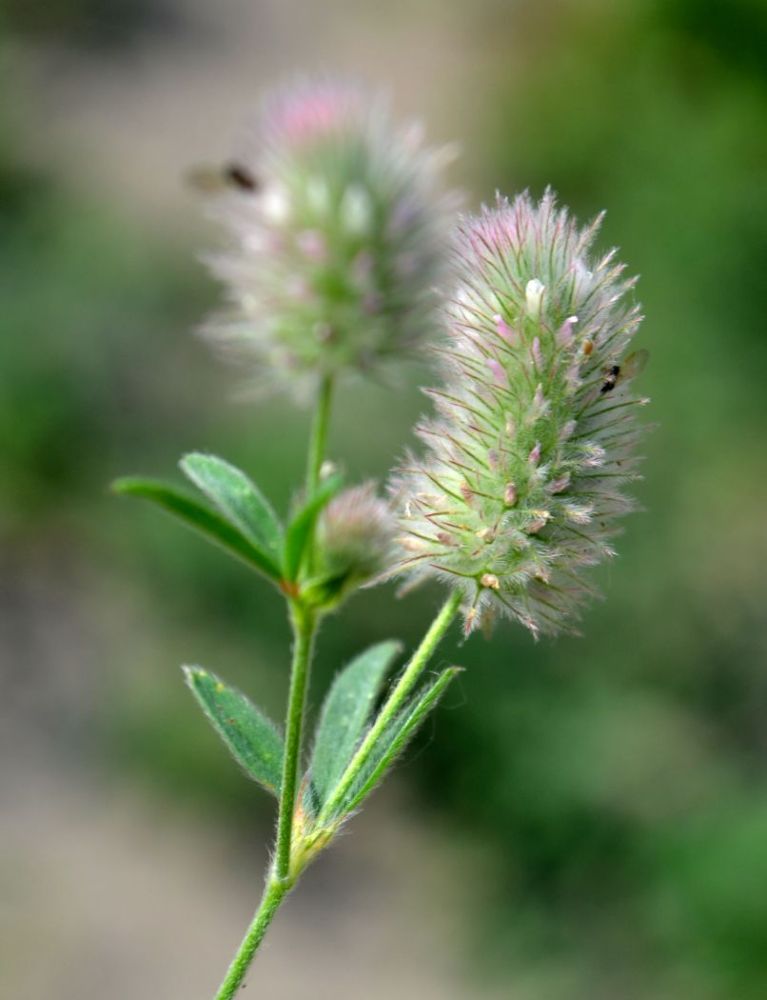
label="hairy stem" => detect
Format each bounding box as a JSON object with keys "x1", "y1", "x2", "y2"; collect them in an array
[
  {"x1": 318, "y1": 588, "x2": 462, "y2": 823},
  {"x1": 213, "y1": 878, "x2": 288, "y2": 1000},
  {"x1": 274, "y1": 601, "x2": 316, "y2": 881},
  {"x1": 212, "y1": 379, "x2": 333, "y2": 997},
  {"x1": 275, "y1": 371, "x2": 333, "y2": 879},
  {"x1": 306, "y1": 374, "x2": 334, "y2": 497}
]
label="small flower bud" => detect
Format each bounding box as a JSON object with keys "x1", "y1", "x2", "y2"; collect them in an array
[
  {"x1": 311, "y1": 482, "x2": 396, "y2": 609},
  {"x1": 487, "y1": 358, "x2": 506, "y2": 385},
  {"x1": 400, "y1": 536, "x2": 425, "y2": 552},
  {"x1": 340, "y1": 184, "x2": 373, "y2": 235},
  {"x1": 560, "y1": 419, "x2": 577, "y2": 442},
  {"x1": 557, "y1": 315, "x2": 578, "y2": 346},
  {"x1": 548, "y1": 474, "x2": 570, "y2": 495},
  {"x1": 563, "y1": 503, "x2": 593, "y2": 524},
  {"x1": 463, "y1": 606, "x2": 479, "y2": 637},
  {"x1": 525, "y1": 278, "x2": 545, "y2": 319},
  {"x1": 582, "y1": 444, "x2": 607, "y2": 467},
  {"x1": 494, "y1": 313, "x2": 516, "y2": 344},
  {"x1": 526, "y1": 511, "x2": 551, "y2": 534}
]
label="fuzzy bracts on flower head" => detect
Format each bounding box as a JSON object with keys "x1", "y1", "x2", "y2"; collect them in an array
[
  {"x1": 203, "y1": 78, "x2": 457, "y2": 397},
  {"x1": 302, "y1": 482, "x2": 396, "y2": 611},
  {"x1": 317, "y1": 482, "x2": 395, "y2": 584},
  {"x1": 390, "y1": 191, "x2": 649, "y2": 637}
]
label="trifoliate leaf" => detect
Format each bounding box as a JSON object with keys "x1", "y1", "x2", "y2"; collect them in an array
[
  {"x1": 337, "y1": 666, "x2": 461, "y2": 817},
  {"x1": 180, "y1": 453, "x2": 283, "y2": 558},
  {"x1": 183, "y1": 666, "x2": 283, "y2": 796},
  {"x1": 112, "y1": 477, "x2": 283, "y2": 582},
  {"x1": 310, "y1": 640, "x2": 402, "y2": 808}
]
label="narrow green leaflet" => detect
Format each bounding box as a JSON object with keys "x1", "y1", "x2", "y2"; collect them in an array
[
  {"x1": 283, "y1": 473, "x2": 343, "y2": 581},
  {"x1": 310, "y1": 640, "x2": 403, "y2": 808},
  {"x1": 336, "y1": 666, "x2": 462, "y2": 818},
  {"x1": 180, "y1": 453, "x2": 283, "y2": 558},
  {"x1": 183, "y1": 666, "x2": 284, "y2": 796},
  {"x1": 112, "y1": 478, "x2": 283, "y2": 582}
]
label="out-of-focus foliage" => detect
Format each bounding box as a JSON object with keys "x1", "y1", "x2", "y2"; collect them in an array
[
  {"x1": 3, "y1": 0, "x2": 767, "y2": 997},
  {"x1": 2, "y1": 0, "x2": 180, "y2": 49}
]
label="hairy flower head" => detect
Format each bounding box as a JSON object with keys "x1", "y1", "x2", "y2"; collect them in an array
[
  {"x1": 390, "y1": 190, "x2": 649, "y2": 637},
  {"x1": 202, "y1": 78, "x2": 457, "y2": 397},
  {"x1": 306, "y1": 482, "x2": 396, "y2": 610}
]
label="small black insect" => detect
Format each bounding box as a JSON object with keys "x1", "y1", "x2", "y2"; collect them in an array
[
  {"x1": 185, "y1": 161, "x2": 259, "y2": 194},
  {"x1": 600, "y1": 350, "x2": 649, "y2": 394},
  {"x1": 223, "y1": 162, "x2": 259, "y2": 192},
  {"x1": 600, "y1": 364, "x2": 621, "y2": 393}
]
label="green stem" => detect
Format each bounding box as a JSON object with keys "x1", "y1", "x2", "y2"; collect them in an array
[
  {"x1": 274, "y1": 601, "x2": 317, "y2": 881},
  {"x1": 275, "y1": 373, "x2": 333, "y2": 879},
  {"x1": 213, "y1": 878, "x2": 288, "y2": 1000},
  {"x1": 318, "y1": 588, "x2": 462, "y2": 824},
  {"x1": 305, "y1": 374, "x2": 334, "y2": 497},
  {"x1": 212, "y1": 592, "x2": 461, "y2": 997},
  {"x1": 212, "y1": 378, "x2": 334, "y2": 997}
]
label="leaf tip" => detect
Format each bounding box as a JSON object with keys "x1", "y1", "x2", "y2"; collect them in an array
[
  {"x1": 385, "y1": 638, "x2": 405, "y2": 657},
  {"x1": 110, "y1": 476, "x2": 137, "y2": 496},
  {"x1": 179, "y1": 452, "x2": 206, "y2": 476},
  {"x1": 182, "y1": 664, "x2": 208, "y2": 687}
]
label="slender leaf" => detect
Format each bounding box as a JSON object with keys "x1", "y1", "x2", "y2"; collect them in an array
[
  {"x1": 283, "y1": 473, "x2": 343, "y2": 581},
  {"x1": 180, "y1": 452, "x2": 282, "y2": 558},
  {"x1": 112, "y1": 477, "x2": 282, "y2": 581},
  {"x1": 310, "y1": 640, "x2": 403, "y2": 807},
  {"x1": 183, "y1": 666, "x2": 284, "y2": 796},
  {"x1": 338, "y1": 667, "x2": 462, "y2": 817}
]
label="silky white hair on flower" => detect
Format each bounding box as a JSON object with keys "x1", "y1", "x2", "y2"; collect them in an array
[
  {"x1": 389, "y1": 190, "x2": 650, "y2": 637},
  {"x1": 201, "y1": 77, "x2": 459, "y2": 399}
]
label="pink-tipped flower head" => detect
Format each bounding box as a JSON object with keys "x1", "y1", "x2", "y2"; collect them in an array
[
  {"x1": 389, "y1": 190, "x2": 649, "y2": 637},
  {"x1": 202, "y1": 78, "x2": 458, "y2": 397},
  {"x1": 260, "y1": 81, "x2": 364, "y2": 148}
]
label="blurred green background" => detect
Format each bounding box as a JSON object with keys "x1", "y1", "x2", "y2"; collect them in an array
[{"x1": 2, "y1": 1, "x2": 767, "y2": 997}]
